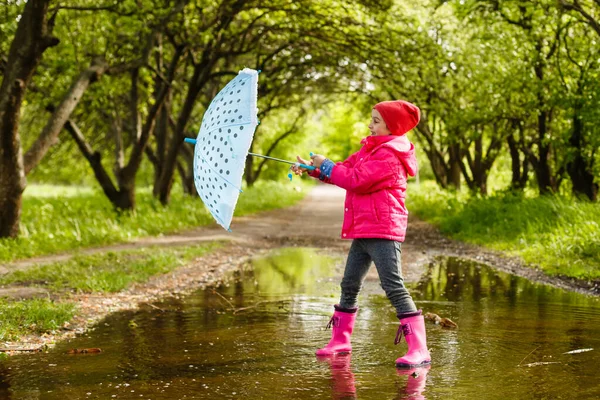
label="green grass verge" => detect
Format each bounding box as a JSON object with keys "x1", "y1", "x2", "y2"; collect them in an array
[
  {"x1": 0, "y1": 180, "x2": 310, "y2": 263},
  {"x1": 408, "y1": 181, "x2": 600, "y2": 280},
  {"x1": 0, "y1": 299, "x2": 76, "y2": 342},
  {"x1": 0, "y1": 243, "x2": 221, "y2": 293}
]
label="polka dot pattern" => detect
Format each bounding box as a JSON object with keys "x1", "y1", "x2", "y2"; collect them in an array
[{"x1": 192, "y1": 68, "x2": 259, "y2": 231}]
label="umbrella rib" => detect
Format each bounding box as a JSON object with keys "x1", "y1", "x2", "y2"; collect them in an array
[
  {"x1": 202, "y1": 121, "x2": 256, "y2": 137},
  {"x1": 196, "y1": 152, "x2": 244, "y2": 194}
]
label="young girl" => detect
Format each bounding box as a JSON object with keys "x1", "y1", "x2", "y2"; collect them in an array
[{"x1": 292, "y1": 100, "x2": 430, "y2": 368}]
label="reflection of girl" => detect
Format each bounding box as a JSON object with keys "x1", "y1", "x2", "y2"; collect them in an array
[{"x1": 293, "y1": 100, "x2": 430, "y2": 368}]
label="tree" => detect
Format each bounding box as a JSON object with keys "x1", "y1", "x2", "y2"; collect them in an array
[
  {"x1": 554, "y1": 16, "x2": 600, "y2": 200},
  {"x1": 60, "y1": 0, "x2": 188, "y2": 210},
  {"x1": 150, "y1": 0, "x2": 393, "y2": 201},
  {"x1": 0, "y1": 0, "x2": 58, "y2": 238}
]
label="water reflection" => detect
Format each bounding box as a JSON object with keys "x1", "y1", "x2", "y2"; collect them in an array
[
  {"x1": 317, "y1": 354, "x2": 431, "y2": 400},
  {"x1": 410, "y1": 256, "x2": 600, "y2": 399},
  {"x1": 0, "y1": 251, "x2": 598, "y2": 399},
  {"x1": 395, "y1": 366, "x2": 430, "y2": 400},
  {"x1": 317, "y1": 354, "x2": 356, "y2": 400}
]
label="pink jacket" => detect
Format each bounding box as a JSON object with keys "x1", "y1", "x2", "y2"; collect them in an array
[{"x1": 312, "y1": 135, "x2": 418, "y2": 241}]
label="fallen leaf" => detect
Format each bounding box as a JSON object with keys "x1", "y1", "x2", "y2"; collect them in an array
[
  {"x1": 67, "y1": 348, "x2": 102, "y2": 354},
  {"x1": 440, "y1": 317, "x2": 458, "y2": 329},
  {"x1": 425, "y1": 312, "x2": 458, "y2": 329}
]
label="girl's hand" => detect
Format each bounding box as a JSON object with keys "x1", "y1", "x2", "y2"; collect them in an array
[
  {"x1": 291, "y1": 155, "x2": 312, "y2": 175},
  {"x1": 310, "y1": 154, "x2": 326, "y2": 168}
]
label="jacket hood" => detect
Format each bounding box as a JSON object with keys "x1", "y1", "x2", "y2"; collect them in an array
[{"x1": 361, "y1": 135, "x2": 418, "y2": 177}]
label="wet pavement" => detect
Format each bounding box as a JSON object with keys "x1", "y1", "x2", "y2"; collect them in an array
[{"x1": 1, "y1": 248, "x2": 599, "y2": 399}]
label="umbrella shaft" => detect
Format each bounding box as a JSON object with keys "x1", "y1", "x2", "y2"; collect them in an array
[
  {"x1": 247, "y1": 152, "x2": 316, "y2": 170},
  {"x1": 248, "y1": 152, "x2": 295, "y2": 165}
]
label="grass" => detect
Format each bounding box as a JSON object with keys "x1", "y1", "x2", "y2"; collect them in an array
[
  {"x1": 0, "y1": 299, "x2": 76, "y2": 342},
  {"x1": 0, "y1": 243, "x2": 222, "y2": 293},
  {"x1": 0, "y1": 179, "x2": 310, "y2": 342},
  {"x1": 408, "y1": 181, "x2": 600, "y2": 280},
  {"x1": 0, "y1": 243, "x2": 221, "y2": 340},
  {"x1": 0, "y1": 180, "x2": 310, "y2": 263}
]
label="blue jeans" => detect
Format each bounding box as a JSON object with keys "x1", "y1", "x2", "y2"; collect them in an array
[{"x1": 339, "y1": 238, "x2": 417, "y2": 314}]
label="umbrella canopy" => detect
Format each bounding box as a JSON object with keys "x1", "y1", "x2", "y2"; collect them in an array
[{"x1": 189, "y1": 68, "x2": 259, "y2": 231}]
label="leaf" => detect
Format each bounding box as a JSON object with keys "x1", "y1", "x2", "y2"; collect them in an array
[
  {"x1": 67, "y1": 348, "x2": 102, "y2": 354},
  {"x1": 424, "y1": 312, "x2": 458, "y2": 329}
]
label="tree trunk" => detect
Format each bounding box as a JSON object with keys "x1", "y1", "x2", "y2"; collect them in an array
[
  {"x1": 535, "y1": 110, "x2": 553, "y2": 194},
  {"x1": 567, "y1": 108, "x2": 598, "y2": 201},
  {"x1": 508, "y1": 132, "x2": 526, "y2": 190},
  {"x1": 156, "y1": 0, "x2": 248, "y2": 205},
  {"x1": 448, "y1": 143, "x2": 462, "y2": 189},
  {"x1": 245, "y1": 142, "x2": 257, "y2": 186},
  {"x1": 458, "y1": 124, "x2": 503, "y2": 196},
  {"x1": 65, "y1": 120, "x2": 138, "y2": 210},
  {"x1": 532, "y1": 50, "x2": 554, "y2": 195},
  {"x1": 415, "y1": 117, "x2": 451, "y2": 189},
  {"x1": 151, "y1": 37, "x2": 169, "y2": 196},
  {"x1": 152, "y1": 97, "x2": 170, "y2": 195},
  {"x1": 156, "y1": 55, "x2": 215, "y2": 205},
  {"x1": 114, "y1": 46, "x2": 183, "y2": 208},
  {"x1": 64, "y1": 120, "x2": 128, "y2": 206},
  {"x1": 179, "y1": 142, "x2": 197, "y2": 196},
  {"x1": 0, "y1": 0, "x2": 58, "y2": 238}
]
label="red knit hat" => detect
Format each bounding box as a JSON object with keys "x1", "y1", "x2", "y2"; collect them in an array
[{"x1": 373, "y1": 100, "x2": 420, "y2": 136}]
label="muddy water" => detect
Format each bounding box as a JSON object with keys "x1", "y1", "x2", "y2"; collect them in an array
[{"x1": 1, "y1": 248, "x2": 599, "y2": 399}]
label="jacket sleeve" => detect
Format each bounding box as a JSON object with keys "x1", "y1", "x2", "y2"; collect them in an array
[
  {"x1": 309, "y1": 152, "x2": 359, "y2": 183},
  {"x1": 329, "y1": 148, "x2": 402, "y2": 193}
]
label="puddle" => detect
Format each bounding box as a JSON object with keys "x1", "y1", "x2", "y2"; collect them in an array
[{"x1": 1, "y1": 249, "x2": 599, "y2": 399}]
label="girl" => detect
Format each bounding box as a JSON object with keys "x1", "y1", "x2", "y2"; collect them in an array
[{"x1": 292, "y1": 100, "x2": 430, "y2": 368}]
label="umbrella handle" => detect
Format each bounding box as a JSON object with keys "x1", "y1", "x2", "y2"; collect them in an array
[{"x1": 297, "y1": 163, "x2": 316, "y2": 170}]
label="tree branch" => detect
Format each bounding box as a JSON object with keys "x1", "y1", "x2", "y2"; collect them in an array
[
  {"x1": 560, "y1": 0, "x2": 600, "y2": 37},
  {"x1": 64, "y1": 119, "x2": 119, "y2": 198},
  {"x1": 24, "y1": 57, "x2": 108, "y2": 175}
]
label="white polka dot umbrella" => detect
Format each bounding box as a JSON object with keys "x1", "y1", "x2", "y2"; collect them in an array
[{"x1": 184, "y1": 68, "x2": 314, "y2": 231}]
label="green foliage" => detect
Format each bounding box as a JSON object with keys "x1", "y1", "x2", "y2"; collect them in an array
[
  {"x1": 0, "y1": 243, "x2": 220, "y2": 293},
  {"x1": 0, "y1": 180, "x2": 309, "y2": 262},
  {"x1": 0, "y1": 299, "x2": 76, "y2": 341},
  {"x1": 315, "y1": 100, "x2": 369, "y2": 161},
  {"x1": 249, "y1": 106, "x2": 311, "y2": 182},
  {"x1": 408, "y1": 181, "x2": 600, "y2": 279}
]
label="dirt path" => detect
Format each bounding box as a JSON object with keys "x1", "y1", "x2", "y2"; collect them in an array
[
  {"x1": 3, "y1": 184, "x2": 598, "y2": 294},
  {"x1": 1, "y1": 184, "x2": 598, "y2": 352}
]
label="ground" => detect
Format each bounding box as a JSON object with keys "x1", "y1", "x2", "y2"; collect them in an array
[{"x1": 0, "y1": 184, "x2": 598, "y2": 352}]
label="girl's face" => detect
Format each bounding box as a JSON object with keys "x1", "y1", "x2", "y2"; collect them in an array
[{"x1": 369, "y1": 109, "x2": 391, "y2": 136}]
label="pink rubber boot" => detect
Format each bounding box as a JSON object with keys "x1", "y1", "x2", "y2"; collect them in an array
[
  {"x1": 316, "y1": 305, "x2": 358, "y2": 356},
  {"x1": 395, "y1": 310, "x2": 431, "y2": 368}
]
